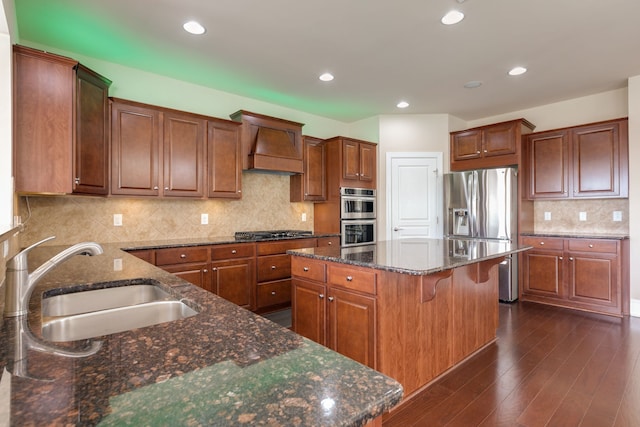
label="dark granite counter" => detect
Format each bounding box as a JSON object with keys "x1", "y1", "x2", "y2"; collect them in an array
[
  {"x1": 0, "y1": 243, "x2": 401, "y2": 426},
  {"x1": 288, "y1": 238, "x2": 531, "y2": 276},
  {"x1": 520, "y1": 231, "x2": 629, "y2": 240}
]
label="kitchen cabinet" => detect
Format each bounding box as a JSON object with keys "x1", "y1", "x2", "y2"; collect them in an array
[
  {"x1": 324, "y1": 137, "x2": 377, "y2": 199},
  {"x1": 525, "y1": 118, "x2": 628, "y2": 199},
  {"x1": 292, "y1": 257, "x2": 376, "y2": 368},
  {"x1": 255, "y1": 238, "x2": 318, "y2": 313},
  {"x1": 290, "y1": 136, "x2": 327, "y2": 202},
  {"x1": 210, "y1": 244, "x2": 256, "y2": 310},
  {"x1": 207, "y1": 119, "x2": 242, "y2": 198},
  {"x1": 450, "y1": 119, "x2": 535, "y2": 171},
  {"x1": 127, "y1": 249, "x2": 155, "y2": 264},
  {"x1": 155, "y1": 246, "x2": 210, "y2": 290},
  {"x1": 111, "y1": 99, "x2": 206, "y2": 197},
  {"x1": 13, "y1": 45, "x2": 112, "y2": 195},
  {"x1": 520, "y1": 236, "x2": 629, "y2": 316},
  {"x1": 317, "y1": 236, "x2": 340, "y2": 247}
]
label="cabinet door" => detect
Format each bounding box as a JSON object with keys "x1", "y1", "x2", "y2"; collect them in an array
[
  {"x1": 327, "y1": 287, "x2": 376, "y2": 368},
  {"x1": 342, "y1": 139, "x2": 361, "y2": 181},
  {"x1": 572, "y1": 120, "x2": 627, "y2": 198},
  {"x1": 111, "y1": 101, "x2": 161, "y2": 196},
  {"x1": 292, "y1": 279, "x2": 326, "y2": 345},
  {"x1": 163, "y1": 263, "x2": 210, "y2": 291},
  {"x1": 163, "y1": 112, "x2": 206, "y2": 197},
  {"x1": 451, "y1": 130, "x2": 482, "y2": 161},
  {"x1": 358, "y1": 142, "x2": 377, "y2": 188},
  {"x1": 208, "y1": 120, "x2": 242, "y2": 198},
  {"x1": 526, "y1": 130, "x2": 569, "y2": 199},
  {"x1": 73, "y1": 65, "x2": 111, "y2": 195},
  {"x1": 567, "y1": 253, "x2": 618, "y2": 310},
  {"x1": 483, "y1": 121, "x2": 517, "y2": 157},
  {"x1": 211, "y1": 258, "x2": 255, "y2": 310},
  {"x1": 521, "y1": 250, "x2": 564, "y2": 298}
]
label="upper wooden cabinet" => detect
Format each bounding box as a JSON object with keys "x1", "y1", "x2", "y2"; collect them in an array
[
  {"x1": 111, "y1": 98, "x2": 212, "y2": 198},
  {"x1": 525, "y1": 118, "x2": 628, "y2": 199},
  {"x1": 324, "y1": 137, "x2": 377, "y2": 198},
  {"x1": 207, "y1": 120, "x2": 242, "y2": 198},
  {"x1": 13, "y1": 45, "x2": 112, "y2": 195},
  {"x1": 450, "y1": 119, "x2": 535, "y2": 171},
  {"x1": 290, "y1": 136, "x2": 327, "y2": 202}
]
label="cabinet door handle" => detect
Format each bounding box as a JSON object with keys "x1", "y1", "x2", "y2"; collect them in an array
[
  {"x1": 328, "y1": 297, "x2": 334, "y2": 302},
  {"x1": 74, "y1": 177, "x2": 80, "y2": 184},
  {"x1": 539, "y1": 241, "x2": 544, "y2": 245},
  {"x1": 164, "y1": 187, "x2": 169, "y2": 191},
  {"x1": 483, "y1": 149, "x2": 488, "y2": 153},
  {"x1": 319, "y1": 294, "x2": 324, "y2": 299},
  {"x1": 231, "y1": 249, "x2": 237, "y2": 254},
  {"x1": 271, "y1": 291, "x2": 276, "y2": 295},
  {"x1": 203, "y1": 269, "x2": 208, "y2": 273},
  {"x1": 180, "y1": 254, "x2": 187, "y2": 259},
  {"x1": 346, "y1": 276, "x2": 353, "y2": 282},
  {"x1": 569, "y1": 257, "x2": 574, "y2": 261},
  {"x1": 589, "y1": 244, "x2": 594, "y2": 248},
  {"x1": 212, "y1": 267, "x2": 218, "y2": 271},
  {"x1": 153, "y1": 186, "x2": 159, "y2": 190},
  {"x1": 271, "y1": 265, "x2": 277, "y2": 270},
  {"x1": 327, "y1": 242, "x2": 332, "y2": 246},
  {"x1": 476, "y1": 151, "x2": 481, "y2": 154},
  {"x1": 303, "y1": 267, "x2": 309, "y2": 272},
  {"x1": 559, "y1": 257, "x2": 563, "y2": 260}
]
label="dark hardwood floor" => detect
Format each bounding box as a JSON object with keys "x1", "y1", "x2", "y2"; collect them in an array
[{"x1": 383, "y1": 301, "x2": 640, "y2": 427}]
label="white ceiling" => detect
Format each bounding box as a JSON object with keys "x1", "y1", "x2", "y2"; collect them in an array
[{"x1": 13, "y1": 0, "x2": 640, "y2": 122}]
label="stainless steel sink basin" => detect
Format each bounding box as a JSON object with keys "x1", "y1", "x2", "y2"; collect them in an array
[
  {"x1": 42, "y1": 282, "x2": 174, "y2": 317},
  {"x1": 41, "y1": 281, "x2": 198, "y2": 342}
]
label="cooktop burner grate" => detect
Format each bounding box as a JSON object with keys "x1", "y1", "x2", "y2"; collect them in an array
[{"x1": 234, "y1": 230, "x2": 313, "y2": 241}]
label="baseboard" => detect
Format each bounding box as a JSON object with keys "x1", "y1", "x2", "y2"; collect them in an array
[{"x1": 630, "y1": 298, "x2": 640, "y2": 317}]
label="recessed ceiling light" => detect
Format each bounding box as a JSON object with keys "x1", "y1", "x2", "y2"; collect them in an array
[
  {"x1": 319, "y1": 72, "x2": 334, "y2": 82},
  {"x1": 508, "y1": 66, "x2": 527, "y2": 76},
  {"x1": 397, "y1": 101, "x2": 410, "y2": 109},
  {"x1": 441, "y1": 10, "x2": 465, "y2": 25},
  {"x1": 183, "y1": 21, "x2": 206, "y2": 35},
  {"x1": 464, "y1": 80, "x2": 482, "y2": 89}
]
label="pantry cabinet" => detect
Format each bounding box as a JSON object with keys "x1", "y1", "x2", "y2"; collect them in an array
[
  {"x1": 520, "y1": 236, "x2": 628, "y2": 316},
  {"x1": 111, "y1": 99, "x2": 206, "y2": 197},
  {"x1": 13, "y1": 45, "x2": 112, "y2": 195},
  {"x1": 290, "y1": 136, "x2": 327, "y2": 202},
  {"x1": 450, "y1": 119, "x2": 535, "y2": 171},
  {"x1": 525, "y1": 118, "x2": 628, "y2": 199}
]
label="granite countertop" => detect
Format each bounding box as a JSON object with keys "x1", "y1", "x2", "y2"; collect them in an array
[
  {"x1": 0, "y1": 243, "x2": 402, "y2": 426},
  {"x1": 288, "y1": 238, "x2": 531, "y2": 276},
  {"x1": 520, "y1": 231, "x2": 629, "y2": 240}
]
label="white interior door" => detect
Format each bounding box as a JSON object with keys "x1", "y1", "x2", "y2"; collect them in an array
[{"x1": 387, "y1": 152, "x2": 442, "y2": 240}]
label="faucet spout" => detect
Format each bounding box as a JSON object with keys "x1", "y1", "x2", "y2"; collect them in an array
[{"x1": 3, "y1": 237, "x2": 104, "y2": 317}]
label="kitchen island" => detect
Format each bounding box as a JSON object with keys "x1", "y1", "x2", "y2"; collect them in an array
[
  {"x1": 288, "y1": 238, "x2": 531, "y2": 407},
  {"x1": 0, "y1": 243, "x2": 402, "y2": 426}
]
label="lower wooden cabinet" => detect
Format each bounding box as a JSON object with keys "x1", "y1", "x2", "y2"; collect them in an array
[
  {"x1": 163, "y1": 262, "x2": 210, "y2": 290},
  {"x1": 210, "y1": 258, "x2": 254, "y2": 309},
  {"x1": 520, "y1": 236, "x2": 628, "y2": 316}
]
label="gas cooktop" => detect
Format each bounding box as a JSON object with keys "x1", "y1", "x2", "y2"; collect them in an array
[{"x1": 234, "y1": 230, "x2": 313, "y2": 241}]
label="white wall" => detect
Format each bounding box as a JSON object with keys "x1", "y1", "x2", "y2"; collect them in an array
[
  {"x1": 376, "y1": 114, "x2": 450, "y2": 240},
  {"x1": 628, "y1": 76, "x2": 640, "y2": 314}
]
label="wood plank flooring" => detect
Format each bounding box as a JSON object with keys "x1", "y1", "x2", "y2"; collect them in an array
[{"x1": 382, "y1": 301, "x2": 640, "y2": 427}]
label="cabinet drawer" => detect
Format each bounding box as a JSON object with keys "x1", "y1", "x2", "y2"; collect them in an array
[
  {"x1": 317, "y1": 236, "x2": 340, "y2": 247},
  {"x1": 568, "y1": 239, "x2": 618, "y2": 254},
  {"x1": 291, "y1": 257, "x2": 326, "y2": 282},
  {"x1": 521, "y1": 237, "x2": 564, "y2": 251},
  {"x1": 328, "y1": 265, "x2": 376, "y2": 295},
  {"x1": 257, "y1": 254, "x2": 291, "y2": 282},
  {"x1": 155, "y1": 246, "x2": 209, "y2": 266},
  {"x1": 256, "y1": 279, "x2": 291, "y2": 309},
  {"x1": 211, "y1": 243, "x2": 255, "y2": 260},
  {"x1": 257, "y1": 238, "x2": 317, "y2": 256}
]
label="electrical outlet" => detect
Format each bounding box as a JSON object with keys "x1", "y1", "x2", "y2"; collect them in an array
[
  {"x1": 544, "y1": 212, "x2": 551, "y2": 221},
  {"x1": 113, "y1": 258, "x2": 123, "y2": 271},
  {"x1": 613, "y1": 211, "x2": 623, "y2": 222},
  {"x1": 301, "y1": 213, "x2": 307, "y2": 222},
  {"x1": 579, "y1": 212, "x2": 587, "y2": 221},
  {"x1": 201, "y1": 213, "x2": 209, "y2": 225},
  {"x1": 113, "y1": 214, "x2": 123, "y2": 226}
]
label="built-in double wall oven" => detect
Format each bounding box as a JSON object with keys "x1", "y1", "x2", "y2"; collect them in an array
[{"x1": 340, "y1": 187, "x2": 376, "y2": 247}]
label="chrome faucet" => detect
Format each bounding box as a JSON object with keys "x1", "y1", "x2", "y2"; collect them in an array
[{"x1": 4, "y1": 236, "x2": 104, "y2": 317}]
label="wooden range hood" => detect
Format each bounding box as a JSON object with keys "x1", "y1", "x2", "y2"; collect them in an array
[{"x1": 230, "y1": 110, "x2": 304, "y2": 174}]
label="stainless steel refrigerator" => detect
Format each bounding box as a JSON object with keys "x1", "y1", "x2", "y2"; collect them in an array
[{"x1": 444, "y1": 167, "x2": 518, "y2": 302}]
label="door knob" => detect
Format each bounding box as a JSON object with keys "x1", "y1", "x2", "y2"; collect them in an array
[{"x1": 394, "y1": 227, "x2": 404, "y2": 231}]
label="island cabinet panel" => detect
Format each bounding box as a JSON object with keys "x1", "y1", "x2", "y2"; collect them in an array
[{"x1": 292, "y1": 278, "x2": 327, "y2": 345}]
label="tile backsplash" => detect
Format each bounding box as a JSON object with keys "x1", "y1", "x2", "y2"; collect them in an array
[
  {"x1": 534, "y1": 199, "x2": 629, "y2": 234},
  {"x1": 18, "y1": 173, "x2": 314, "y2": 247}
]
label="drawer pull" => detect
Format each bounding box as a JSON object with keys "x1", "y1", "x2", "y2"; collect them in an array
[
  {"x1": 589, "y1": 244, "x2": 594, "y2": 248},
  {"x1": 559, "y1": 257, "x2": 563, "y2": 260},
  {"x1": 271, "y1": 265, "x2": 277, "y2": 270},
  {"x1": 180, "y1": 254, "x2": 187, "y2": 259},
  {"x1": 271, "y1": 291, "x2": 276, "y2": 295},
  {"x1": 346, "y1": 276, "x2": 353, "y2": 282},
  {"x1": 328, "y1": 297, "x2": 334, "y2": 302},
  {"x1": 319, "y1": 294, "x2": 324, "y2": 299},
  {"x1": 231, "y1": 249, "x2": 237, "y2": 254},
  {"x1": 540, "y1": 242, "x2": 544, "y2": 245},
  {"x1": 303, "y1": 267, "x2": 309, "y2": 272},
  {"x1": 328, "y1": 242, "x2": 332, "y2": 245}
]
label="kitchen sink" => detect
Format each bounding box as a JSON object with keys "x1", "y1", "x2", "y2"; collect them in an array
[{"x1": 41, "y1": 281, "x2": 198, "y2": 342}]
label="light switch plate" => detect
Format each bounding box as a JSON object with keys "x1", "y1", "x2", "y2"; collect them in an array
[
  {"x1": 113, "y1": 214, "x2": 123, "y2": 226},
  {"x1": 579, "y1": 212, "x2": 587, "y2": 221},
  {"x1": 544, "y1": 212, "x2": 551, "y2": 221},
  {"x1": 201, "y1": 213, "x2": 209, "y2": 225},
  {"x1": 613, "y1": 211, "x2": 623, "y2": 221}
]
